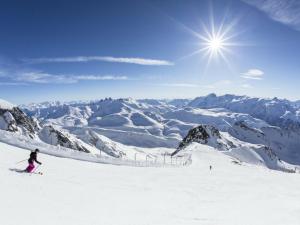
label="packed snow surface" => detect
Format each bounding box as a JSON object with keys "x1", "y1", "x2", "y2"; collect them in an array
[{"x1": 1, "y1": 142, "x2": 300, "y2": 225}]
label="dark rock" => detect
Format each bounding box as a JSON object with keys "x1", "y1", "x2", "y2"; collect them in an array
[
  {"x1": 171, "y1": 124, "x2": 233, "y2": 156},
  {"x1": 40, "y1": 126, "x2": 90, "y2": 153},
  {"x1": 0, "y1": 107, "x2": 39, "y2": 136}
]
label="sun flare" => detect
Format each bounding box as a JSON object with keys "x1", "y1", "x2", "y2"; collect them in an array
[
  {"x1": 195, "y1": 21, "x2": 240, "y2": 67},
  {"x1": 199, "y1": 29, "x2": 231, "y2": 60},
  {"x1": 173, "y1": 7, "x2": 243, "y2": 67},
  {"x1": 207, "y1": 36, "x2": 225, "y2": 51}
]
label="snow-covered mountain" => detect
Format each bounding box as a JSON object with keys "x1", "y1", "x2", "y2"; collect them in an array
[
  {"x1": 293, "y1": 100, "x2": 300, "y2": 109},
  {"x1": 189, "y1": 93, "x2": 300, "y2": 131},
  {"x1": 0, "y1": 99, "x2": 39, "y2": 138},
  {"x1": 19, "y1": 94, "x2": 300, "y2": 168},
  {"x1": 172, "y1": 124, "x2": 294, "y2": 172},
  {"x1": 1, "y1": 93, "x2": 300, "y2": 172},
  {"x1": 0, "y1": 99, "x2": 111, "y2": 156},
  {"x1": 39, "y1": 125, "x2": 91, "y2": 153},
  {"x1": 22, "y1": 98, "x2": 181, "y2": 148},
  {"x1": 0, "y1": 99, "x2": 176, "y2": 164}
]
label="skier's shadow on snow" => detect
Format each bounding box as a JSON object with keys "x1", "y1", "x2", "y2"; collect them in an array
[{"x1": 9, "y1": 168, "x2": 26, "y2": 173}]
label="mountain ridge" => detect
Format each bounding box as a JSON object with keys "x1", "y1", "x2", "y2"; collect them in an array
[{"x1": 1, "y1": 93, "x2": 300, "y2": 171}]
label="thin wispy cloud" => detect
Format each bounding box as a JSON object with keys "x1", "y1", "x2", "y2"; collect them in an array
[
  {"x1": 159, "y1": 83, "x2": 201, "y2": 88},
  {"x1": 242, "y1": 0, "x2": 300, "y2": 31},
  {"x1": 75, "y1": 75, "x2": 128, "y2": 81},
  {"x1": 2, "y1": 71, "x2": 128, "y2": 84},
  {"x1": 241, "y1": 83, "x2": 253, "y2": 89},
  {"x1": 23, "y1": 56, "x2": 174, "y2": 66},
  {"x1": 0, "y1": 82, "x2": 28, "y2": 86},
  {"x1": 241, "y1": 69, "x2": 264, "y2": 80},
  {"x1": 16, "y1": 72, "x2": 76, "y2": 84},
  {"x1": 202, "y1": 80, "x2": 232, "y2": 89},
  {"x1": 157, "y1": 80, "x2": 232, "y2": 89}
]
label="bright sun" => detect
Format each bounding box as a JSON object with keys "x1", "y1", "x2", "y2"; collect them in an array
[
  {"x1": 175, "y1": 10, "x2": 242, "y2": 66},
  {"x1": 196, "y1": 24, "x2": 238, "y2": 65},
  {"x1": 207, "y1": 37, "x2": 224, "y2": 51}
]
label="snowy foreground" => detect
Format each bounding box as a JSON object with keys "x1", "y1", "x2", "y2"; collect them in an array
[{"x1": 1, "y1": 142, "x2": 300, "y2": 225}]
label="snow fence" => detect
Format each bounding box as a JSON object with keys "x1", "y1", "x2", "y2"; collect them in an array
[{"x1": 0, "y1": 130, "x2": 191, "y2": 167}]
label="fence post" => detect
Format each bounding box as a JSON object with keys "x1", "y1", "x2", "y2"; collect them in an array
[
  {"x1": 99, "y1": 149, "x2": 102, "y2": 157},
  {"x1": 171, "y1": 156, "x2": 173, "y2": 165},
  {"x1": 134, "y1": 153, "x2": 137, "y2": 165},
  {"x1": 163, "y1": 153, "x2": 166, "y2": 165}
]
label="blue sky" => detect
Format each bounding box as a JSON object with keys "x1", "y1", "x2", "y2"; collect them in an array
[{"x1": 1, "y1": 0, "x2": 300, "y2": 104}]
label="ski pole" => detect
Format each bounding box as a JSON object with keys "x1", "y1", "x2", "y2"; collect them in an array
[{"x1": 15, "y1": 159, "x2": 27, "y2": 164}]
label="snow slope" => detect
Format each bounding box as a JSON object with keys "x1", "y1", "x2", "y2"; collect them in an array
[
  {"x1": 0, "y1": 129, "x2": 183, "y2": 167},
  {"x1": 173, "y1": 124, "x2": 296, "y2": 172},
  {"x1": 0, "y1": 99, "x2": 181, "y2": 164},
  {"x1": 1, "y1": 142, "x2": 300, "y2": 225}
]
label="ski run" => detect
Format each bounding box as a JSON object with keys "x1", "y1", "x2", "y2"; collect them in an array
[{"x1": 1, "y1": 141, "x2": 300, "y2": 225}]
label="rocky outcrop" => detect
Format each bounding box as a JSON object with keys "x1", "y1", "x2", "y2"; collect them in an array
[
  {"x1": 171, "y1": 124, "x2": 295, "y2": 172},
  {"x1": 39, "y1": 126, "x2": 90, "y2": 153},
  {"x1": 0, "y1": 107, "x2": 39, "y2": 137},
  {"x1": 172, "y1": 124, "x2": 236, "y2": 156},
  {"x1": 0, "y1": 103, "x2": 91, "y2": 153},
  {"x1": 78, "y1": 130, "x2": 124, "y2": 158}
]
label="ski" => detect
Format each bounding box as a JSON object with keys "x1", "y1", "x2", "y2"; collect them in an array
[
  {"x1": 10, "y1": 168, "x2": 43, "y2": 175},
  {"x1": 31, "y1": 171, "x2": 43, "y2": 175}
]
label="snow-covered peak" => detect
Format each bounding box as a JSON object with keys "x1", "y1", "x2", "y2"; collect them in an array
[
  {"x1": 173, "y1": 124, "x2": 294, "y2": 172},
  {"x1": 189, "y1": 93, "x2": 300, "y2": 130},
  {"x1": 18, "y1": 94, "x2": 300, "y2": 167},
  {"x1": 0, "y1": 106, "x2": 39, "y2": 137},
  {"x1": 175, "y1": 124, "x2": 236, "y2": 152},
  {"x1": 0, "y1": 99, "x2": 14, "y2": 110}
]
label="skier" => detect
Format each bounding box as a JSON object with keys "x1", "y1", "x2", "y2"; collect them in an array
[{"x1": 25, "y1": 149, "x2": 42, "y2": 173}]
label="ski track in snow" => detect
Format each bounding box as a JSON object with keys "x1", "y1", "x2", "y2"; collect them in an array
[{"x1": 1, "y1": 142, "x2": 300, "y2": 225}]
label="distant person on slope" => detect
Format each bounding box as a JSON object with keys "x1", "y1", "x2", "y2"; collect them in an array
[{"x1": 25, "y1": 149, "x2": 42, "y2": 173}]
